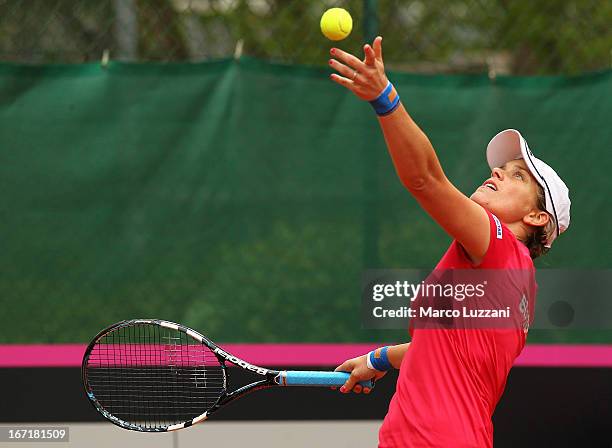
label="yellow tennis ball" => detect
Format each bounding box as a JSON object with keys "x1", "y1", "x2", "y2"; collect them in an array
[{"x1": 320, "y1": 8, "x2": 353, "y2": 41}]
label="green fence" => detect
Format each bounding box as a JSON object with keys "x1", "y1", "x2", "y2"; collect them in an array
[{"x1": 0, "y1": 59, "x2": 611, "y2": 343}]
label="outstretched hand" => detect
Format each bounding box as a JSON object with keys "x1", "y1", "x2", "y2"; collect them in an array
[
  {"x1": 329, "y1": 36, "x2": 388, "y2": 101},
  {"x1": 332, "y1": 354, "x2": 387, "y2": 394}
]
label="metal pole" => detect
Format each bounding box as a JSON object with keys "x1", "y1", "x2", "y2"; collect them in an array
[
  {"x1": 362, "y1": 0, "x2": 380, "y2": 269},
  {"x1": 363, "y1": 0, "x2": 379, "y2": 43},
  {"x1": 114, "y1": 0, "x2": 138, "y2": 60}
]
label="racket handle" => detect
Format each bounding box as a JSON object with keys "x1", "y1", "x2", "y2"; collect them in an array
[{"x1": 278, "y1": 371, "x2": 374, "y2": 389}]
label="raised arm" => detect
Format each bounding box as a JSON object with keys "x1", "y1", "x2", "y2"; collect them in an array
[{"x1": 329, "y1": 37, "x2": 490, "y2": 262}]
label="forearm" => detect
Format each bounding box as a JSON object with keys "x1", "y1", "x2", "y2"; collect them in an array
[
  {"x1": 377, "y1": 104, "x2": 446, "y2": 191},
  {"x1": 328, "y1": 39, "x2": 446, "y2": 192},
  {"x1": 387, "y1": 342, "x2": 410, "y2": 369}
]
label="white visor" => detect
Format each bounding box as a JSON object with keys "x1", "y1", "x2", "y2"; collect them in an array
[{"x1": 486, "y1": 129, "x2": 571, "y2": 247}]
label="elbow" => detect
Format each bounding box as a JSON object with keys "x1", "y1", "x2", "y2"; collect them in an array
[
  {"x1": 400, "y1": 175, "x2": 431, "y2": 193},
  {"x1": 399, "y1": 160, "x2": 446, "y2": 194}
]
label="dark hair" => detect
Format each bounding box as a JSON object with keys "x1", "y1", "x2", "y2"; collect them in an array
[{"x1": 523, "y1": 184, "x2": 554, "y2": 259}]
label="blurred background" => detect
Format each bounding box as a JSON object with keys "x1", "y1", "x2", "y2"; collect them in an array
[
  {"x1": 0, "y1": 1, "x2": 611, "y2": 447},
  {"x1": 1, "y1": 0, "x2": 610, "y2": 74}
]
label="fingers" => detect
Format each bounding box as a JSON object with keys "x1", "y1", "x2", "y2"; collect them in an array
[
  {"x1": 336, "y1": 381, "x2": 373, "y2": 394},
  {"x1": 330, "y1": 48, "x2": 367, "y2": 72},
  {"x1": 334, "y1": 360, "x2": 352, "y2": 372},
  {"x1": 328, "y1": 39, "x2": 386, "y2": 101},
  {"x1": 364, "y1": 44, "x2": 376, "y2": 66},
  {"x1": 329, "y1": 59, "x2": 357, "y2": 81},
  {"x1": 340, "y1": 373, "x2": 358, "y2": 393},
  {"x1": 329, "y1": 73, "x2": 353, "y2": 88},
  {"x1": 332, "y1": 362, "x2": 348, "y2": 391},
  {"x1": 373, "y1": 36, "x2": 383, "y2": 61},
  {"x1": 334, "y1": 357, "x2": 374, "y2": 395}
]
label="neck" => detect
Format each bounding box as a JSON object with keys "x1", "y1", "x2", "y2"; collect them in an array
[{"x1": 506, "y1": 221, "x2": 529, "y2": 244}]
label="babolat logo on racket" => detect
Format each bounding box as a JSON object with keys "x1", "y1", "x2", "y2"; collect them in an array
[{"x1": 213, "y1": 347, "x2": 269, "y2": 375}]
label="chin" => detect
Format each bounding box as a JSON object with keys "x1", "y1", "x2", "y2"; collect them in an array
[
  {"x1": 470, "y1": 190, "x2": 487, "y2": 206},
  {"x1": 471, "y1": 191, "x2": 498, "y2": 216}
]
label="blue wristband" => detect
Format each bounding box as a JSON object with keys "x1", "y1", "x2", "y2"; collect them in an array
[
  {"x1": 369, "y1": 82, "x2": 400, "y2": 116},
  {"x1": 369, "y1": 346, "x2": 393, "y2": 371}
]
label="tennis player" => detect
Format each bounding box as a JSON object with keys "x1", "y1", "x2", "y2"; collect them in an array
[{"x1": 329, "y1": 37, "x2": 571, "y2": 447}]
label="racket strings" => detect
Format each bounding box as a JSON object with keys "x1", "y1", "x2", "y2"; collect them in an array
[{"x1": 85, "y1": 323, "x2": 225, "y2": 429}]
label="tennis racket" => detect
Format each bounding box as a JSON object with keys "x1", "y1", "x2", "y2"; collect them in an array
[{"x1": 82, "y1": 319, "x2": 373, "y2": 432}]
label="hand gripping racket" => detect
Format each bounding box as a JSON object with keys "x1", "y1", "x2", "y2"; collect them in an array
[{"x1": 82, "y1": 319, "x2": 373, "y2": 432}]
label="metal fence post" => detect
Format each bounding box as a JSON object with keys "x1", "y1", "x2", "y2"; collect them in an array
[
  {"x1": 362, "y1": 0, "x2": 380, "y2": 269},
  {"x1": 363, "y1": 0, "x2": 378, "y2": 43}
]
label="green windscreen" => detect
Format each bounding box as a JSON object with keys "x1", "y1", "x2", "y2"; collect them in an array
[{"x1": 0, "y1": 58, "x2": 610, "y2": 343}]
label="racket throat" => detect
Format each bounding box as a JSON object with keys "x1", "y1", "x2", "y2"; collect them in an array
[{"x1": 274, "y1": 371, "x2": 288, "y2": 386}]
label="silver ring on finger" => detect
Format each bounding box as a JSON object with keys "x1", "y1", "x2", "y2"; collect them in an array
[{"x1": 352, "y1": 70, "x2": 359, "y2": 81}]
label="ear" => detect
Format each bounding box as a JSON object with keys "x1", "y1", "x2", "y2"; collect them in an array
[{"x1": 522, "y1": 210, "x2": 550, "y2": 228}]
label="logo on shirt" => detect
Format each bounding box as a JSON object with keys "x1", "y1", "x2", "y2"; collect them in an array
[
  {"x1": 519, "y1": 293, "x2": 530, "y2": 333},
  {"x1": 491, "y1": 214, "x2": 503, "y2": 240}
]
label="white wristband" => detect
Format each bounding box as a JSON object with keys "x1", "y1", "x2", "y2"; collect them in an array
[{"x1": 366, "y1": 351, "x2": 375, "y2": 370}]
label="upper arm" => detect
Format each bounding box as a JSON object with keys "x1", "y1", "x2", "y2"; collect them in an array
[{"x1": 407, "y1": 175, "x2": 490, "y2": 262}]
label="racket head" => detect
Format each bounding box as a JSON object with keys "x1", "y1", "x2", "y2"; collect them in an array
[{"x1": 82, "y1": 319, "x2": 226, "y2": 432}]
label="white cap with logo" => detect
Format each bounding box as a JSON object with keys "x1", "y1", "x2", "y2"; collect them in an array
[{"x1": 486, "y1": 129, "x2": 571, "y2": 248}]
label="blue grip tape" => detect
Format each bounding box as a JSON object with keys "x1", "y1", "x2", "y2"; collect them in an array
[{"x1": 284, "y1": 371, "x2": 374, "y2": 389}]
